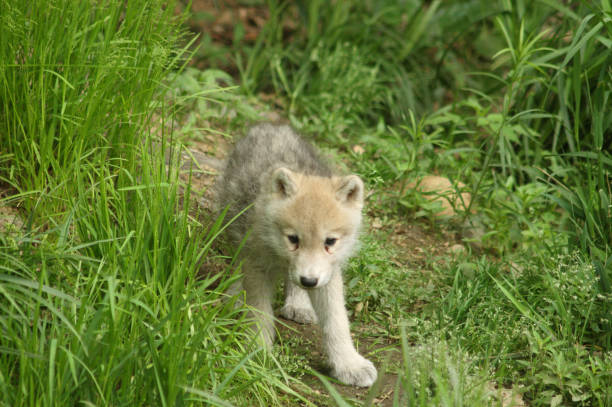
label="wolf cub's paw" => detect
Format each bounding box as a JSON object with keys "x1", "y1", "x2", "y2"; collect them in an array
[
  {"x1": 279, "y1": 304, "x2": 318, "y2": 324},
  {"x1": 331, "y1": 355, "x2": 377, "y2": 387}
]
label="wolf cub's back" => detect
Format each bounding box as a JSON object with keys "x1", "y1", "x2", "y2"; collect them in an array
[{"x1": 216, "y1": 123, "x2": 333, "y2": 240}]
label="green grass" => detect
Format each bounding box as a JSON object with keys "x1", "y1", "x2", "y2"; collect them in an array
[
  {"x1": 2, "y1": 0, "x2": 612, "y2": 405},
  {"x1": 0, "y1": 152, "x2": 296, "y2": 405},
  {"x1": 435, "y1": 253, "x2": 612, "y2": 404},
  {"x1": 0, "y1": 0, "x2": 296, "y2": 405}
]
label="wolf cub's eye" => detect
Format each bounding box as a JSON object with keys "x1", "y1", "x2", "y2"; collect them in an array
[
  {"x1": 287, "y1": 235, "x2": 299, "y2": 245},
  {"x1": 325, "y1": 237, "x2": 337, "y2": 246}
]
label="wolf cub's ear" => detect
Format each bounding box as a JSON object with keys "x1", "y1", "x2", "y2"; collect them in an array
[
  {"x1": 335, "y1": 175, "x2": 364, "y2": 207},
  {"x1": 269, "y1": 167, "x2": 298, "y2": 198}
]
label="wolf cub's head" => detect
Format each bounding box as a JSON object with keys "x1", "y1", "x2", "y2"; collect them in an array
[{"x1": 257, "y1": 167, "x2": 364, "y2": 289}]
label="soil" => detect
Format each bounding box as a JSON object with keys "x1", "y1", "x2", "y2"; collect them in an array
[
  {"x1": 276, "y1": 319, "x2": 401, "y2": 406},
  {"x1": 0, "y1": 185, "x2": 24, "y2": 235},
  {"x1": 0, "y1": 203, "x2": 23, "y2": 234}
]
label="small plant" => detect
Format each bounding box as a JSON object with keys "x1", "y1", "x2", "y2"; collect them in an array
[
  {"x1": 318, "y1": 327, "x2": 495, "y2": 407},
  {"x1": 282, "y1": 41, "x2": 384, "y2": 138}
]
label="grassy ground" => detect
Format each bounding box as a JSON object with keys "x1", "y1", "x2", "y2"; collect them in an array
[{"x1": 1, "y1": 0, "x2": 611, "y2": 406}]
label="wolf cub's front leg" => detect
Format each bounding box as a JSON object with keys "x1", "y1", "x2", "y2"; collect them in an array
[
  {"x1": 280, "y1": 275, "x2": 318, "y2": 324},
  {"x1": 308, "y1": 271, "x2": 377, "y2": 387},
  {"x1": 242, "y1": 270, "x2": 276, "y2": 347}
]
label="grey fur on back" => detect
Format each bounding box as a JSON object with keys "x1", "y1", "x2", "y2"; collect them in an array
[{"x1": 215, "y1": 123, "x2": 333, "y2": 242}]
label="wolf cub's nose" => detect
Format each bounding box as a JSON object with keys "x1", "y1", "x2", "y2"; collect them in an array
[{"x1": 300, "y1": 276, "x2": 318, "y2": 288}]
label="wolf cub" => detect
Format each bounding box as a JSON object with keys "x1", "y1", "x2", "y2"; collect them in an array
[{"x1": 216, "y1": 123, "x2": 377, "y2": 387}]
